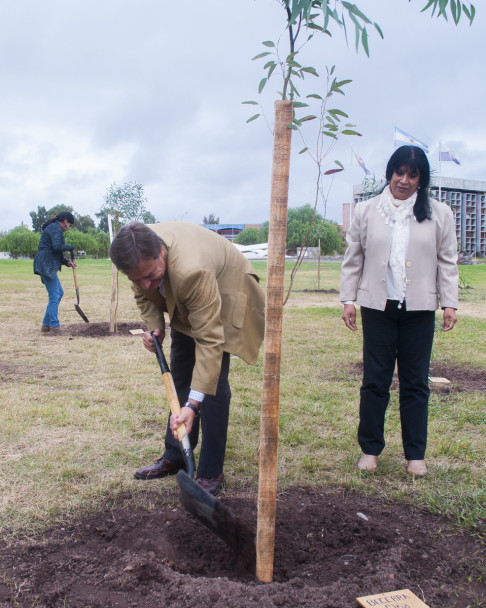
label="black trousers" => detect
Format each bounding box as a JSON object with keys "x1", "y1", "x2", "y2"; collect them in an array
[
  {"x1": 358, "y1": 301, "x2": 436, "y2": 460},
  {"x1": 162, "y1": 329, "x2": 231, "y2": 478}
]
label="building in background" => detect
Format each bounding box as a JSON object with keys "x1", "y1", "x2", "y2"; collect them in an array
[
  {"x1": 202, "y1": 223, "x2": 261, "y2": 241},
  {"x1": 342, "y1": 177, "x2": 486, "y2": 257}
]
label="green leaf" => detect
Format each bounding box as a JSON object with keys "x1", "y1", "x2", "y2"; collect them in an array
[
  {"x1": 301, "y1": 66, "x2": 319, "y2": 77},
  {"x1": 262, "y1": 40, "x2": 275, "y2": 47},
  {"x1": 300, "y1": 115, "x2": 317, "y2": 122},
  {"x1": 323, "y1": 131, "x2": 338, "y2": 139},
  {"x1": 342, "y1": 2, "x2": 372, "y2": 25},
  {"x1": 341, "y1": 129, "x2": 362, "y2": 136},
  {"x1": 242, "y1": 101, "x2": 259, "y2": 105},
  {"x1": 334, "y1": 160, "x2": 345, "y2": 170},
  {"x1": 299, "y1": 147, "x2": 309, "y2": 154},
  {"x1": 246, "y1": 114, "x2": 260, "y2": 123},
  {"x1": 292, "y1": 101, "x2": 309, "y2": 108},
  {"x1": 361, "y1": 27, "x2": 370, "y2": 57},
  {"x1": 328, "y1": 109, "x2": 348, "y2": 118},
  {"x1": 306, "y1": 93, "x2": 323, "y2": 100},
  {"x1": 252, "y1": 52, "x2": 271, "y2": 61},
  {"x1": 264, "y1": 60, "x2": 276, "y2": 70},
  {"x1": 258, "y1": 78, "x2": 267, "y2": 94}
]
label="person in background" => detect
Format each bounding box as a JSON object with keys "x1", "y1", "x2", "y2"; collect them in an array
[
  {"x1": 109, "y1": 221, "x2": 265, "y2": 496},
  {"x1": 340, "y1": 146, "x2": 458, "y2": 477},
  {"x1": 34, "y1": 211, "x2": 76, "y2": 335}
]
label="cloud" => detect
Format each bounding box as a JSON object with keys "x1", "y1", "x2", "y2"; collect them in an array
[{"x1": 1, "y1": 0, "x2": 485, "y2": 232}]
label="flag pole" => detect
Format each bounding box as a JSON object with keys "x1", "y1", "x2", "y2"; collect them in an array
[
  {"x1": 350, "y1": 147, "x2": 354, "y2": 226},
  {"x1": 438, "y1": 141, "x2": 442, "y2": 202}
]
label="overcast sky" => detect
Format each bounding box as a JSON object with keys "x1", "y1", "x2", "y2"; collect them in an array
[{"x1": 1, "y1": 0, "x2": 484, "y2": 232}]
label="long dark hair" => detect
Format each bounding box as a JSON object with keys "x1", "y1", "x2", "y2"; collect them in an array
[
  {"x1": 109, "y1": 222, "x2": 164, "y2": 274},
  {"x1": 385, "y1": 146, "x2": 431, "y2": 222},
  {"x1": 41, "y1": 211, "x2": 75, "y2": 231}
]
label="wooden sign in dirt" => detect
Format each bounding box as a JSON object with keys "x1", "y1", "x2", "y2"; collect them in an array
[
  {"x1": 429, "y1": 377, "x2": 451, "y2": 384},
  {"x1": 129, "y1": 329, "x2": 145, "y2": 335},
  {"x1": 357, "y1": 589, "x2": 429, "y2": 608}
]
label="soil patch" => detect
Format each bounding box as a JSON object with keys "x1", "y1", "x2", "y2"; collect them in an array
[
  {"x1": 66, "y1": 322, "x2": 147, "y2": 338},
  {"x1": 344, "y1": 362, "x2": 486, "y2": 393},
  {"x1": 0, "y1": 487, "x2": 484, "y2": 608}
]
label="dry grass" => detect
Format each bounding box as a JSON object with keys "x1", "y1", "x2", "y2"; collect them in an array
[{"x1": 0, "y1": 258, "x2": 484, "y2": 539}]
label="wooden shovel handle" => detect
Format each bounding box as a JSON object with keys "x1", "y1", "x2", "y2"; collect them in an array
[{"x1": 152, "y1": 333, "x2": 186, "y2": 442}]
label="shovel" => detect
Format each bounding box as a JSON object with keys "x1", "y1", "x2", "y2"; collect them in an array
[
  {"x1": 152, "y1": 333, "x2": 256, "y2": 566},
  {"x1": 152, "y1": 333, "x2": 195, "y2": 478},
  {"x1": 70, "y1": 252, "x2": 89, "y2": 323}
]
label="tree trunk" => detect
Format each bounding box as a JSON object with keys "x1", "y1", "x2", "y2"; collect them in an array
[{"x1": 256, "y1": 100, "x2": 293, "y2": 583}]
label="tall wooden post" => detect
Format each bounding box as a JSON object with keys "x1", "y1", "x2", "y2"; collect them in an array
[
  {"x1": 109, "y1": 212, "x2": 118, "y2": 333},
  {"x1": 256, "y1": 100, "x2": 293, "y2": 582}
]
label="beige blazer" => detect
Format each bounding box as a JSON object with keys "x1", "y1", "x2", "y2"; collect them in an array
[
  {"x1": 131, "y1": 222, "x2": 265, "y2": 395},
  {"x1": 339, "y1": 195, "x2": 459, "y2": 311}
]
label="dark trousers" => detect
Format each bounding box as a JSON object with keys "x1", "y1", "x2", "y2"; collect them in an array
[
  {"x1": 162, "y1": 329, "x2": 231, "y2": 478},
  {"x1": 358, "y1": 301, "x2": 435, "y2": 460}
]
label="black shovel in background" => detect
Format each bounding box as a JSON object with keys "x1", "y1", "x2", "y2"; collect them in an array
[
  {"x1": 151, "y1": 333, "x2": 256, "y2": 567},
  {"x1": 70, "y1": 251, "x2": 89, "y2": 323}
]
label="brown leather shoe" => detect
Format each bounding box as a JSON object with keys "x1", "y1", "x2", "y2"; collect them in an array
[
  {"x1": 134, "y1": 457, "x2": 184, "y2": 480},
  {"x1": 41, "y1": 325, "x2": 50, "y2": 333},
  {"x1": 195, "y1": 474, "x2": 225, "y2": 496}
]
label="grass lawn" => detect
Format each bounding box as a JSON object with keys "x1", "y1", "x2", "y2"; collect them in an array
[{"x1": 0, "y1": 258, "x2": 484, "y2": 539}]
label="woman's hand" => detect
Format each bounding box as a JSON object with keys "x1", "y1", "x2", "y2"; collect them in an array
[
  {"x1": 142, "y1": 327, "x2": 165, "y2": 352},
  {"x1": 342, "y1": 303, "x2": 358, "y2": 331},
  {"x1": 170, "y1": 407, "x2": 196, "y2": 440},
  {"x1": 67, "y1": 260, "x2": 76, "y2": 268},
  {"x1": 441, "y1": 307, "x2": 457, "y2": 332}
]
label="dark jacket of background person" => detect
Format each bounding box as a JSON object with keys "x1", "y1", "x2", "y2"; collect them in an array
[{"x1": 34, "y1": 221, "x2": 74, "y2": 280}]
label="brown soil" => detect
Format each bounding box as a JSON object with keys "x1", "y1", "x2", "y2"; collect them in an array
[
  {"x1": 0, "y1": 486, "x2": 484, "y2": 608},
  {"x1": 1, "y1": 324, "x2": 483, "y2": 607},
  {"x1": 65, "y1": 322, "x2": 148, "y2": 338}
]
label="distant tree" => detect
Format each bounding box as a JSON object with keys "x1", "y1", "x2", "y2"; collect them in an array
[
  {"x1": 46, "y1": 204, "x2": 74, "y2": 220},
  {"x1": 281, "y1": 205, "x2": 344, "y2": 254},
  {"x1": 92, "y1": 229, "x2": 111, "y2": 258},
  {"x1": 64, "y1": 229, "x2": 98, "y2": 256},
  {"x1": 203, "y1": 213, "x2": 220, "y2": 225},
  {"x1": 234, "y1": 227, "x2": 266, "y2": 245},
  {"x1": 319, "y1": 220, "x2": 345, "y2": 255},
  {"x1": 142, "y1": 210, "x2": 157, "y2": 224},
  {"x1": 260, "y1": 221, "x2": 269, "y2": 242},
  {"x1": 30, "y1": 206, "x2": 48, "y2": 232},
  {"x1": 0, "y1": 225, "x2": 40, "y2": 257},
  {"x1": 97, "y1": 182, "x2": 152, "y2": 233},
  {"x1": 74, "y1": 213, "x2": 96, "y2": 233}
]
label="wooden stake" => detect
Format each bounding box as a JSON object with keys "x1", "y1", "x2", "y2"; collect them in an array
[
  {"x1": 256, "y1": 100, "x2": 293, "y2": 583},
  {"x1": 109, "y1": 263, "x2": 118, "y2": 333}
]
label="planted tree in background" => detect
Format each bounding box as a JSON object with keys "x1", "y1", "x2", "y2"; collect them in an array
[
  {"x1": 250, "y1": 0, "x2": 476, "y2": 583},
  {"x1": 96, "y1": 182, "x2": 156, "y2": 233}
]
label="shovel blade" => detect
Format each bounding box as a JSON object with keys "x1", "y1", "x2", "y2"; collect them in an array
[
  {"x1": 177, "y1": 470, "x2": 255, "y2": 566},
  {"x1": 75, "y1": 304, "x2": 89, "y2": 323}
]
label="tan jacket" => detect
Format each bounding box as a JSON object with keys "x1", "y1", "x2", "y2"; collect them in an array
[
  {"x1": 132, "y1": 222, "x2": 265, "y2": 395},
  {"x1": 339, "y1": 195, "x2": 458, "y2": 311}
]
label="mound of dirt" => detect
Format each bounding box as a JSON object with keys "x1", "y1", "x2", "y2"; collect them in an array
[
  {"x1": 66, "y1": 322, "x2": 147, "y2": 338},
  {"x1": 0, "y1": 487, "x2": 483, "y2": 608}
]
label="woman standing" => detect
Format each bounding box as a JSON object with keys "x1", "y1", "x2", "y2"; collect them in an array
[
  {"x1": 340, "y1": 146, "x2": 458, "y2": 476},
  {"x1": 34, "y1": 212, "x2": 76, "y2": 334}
]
